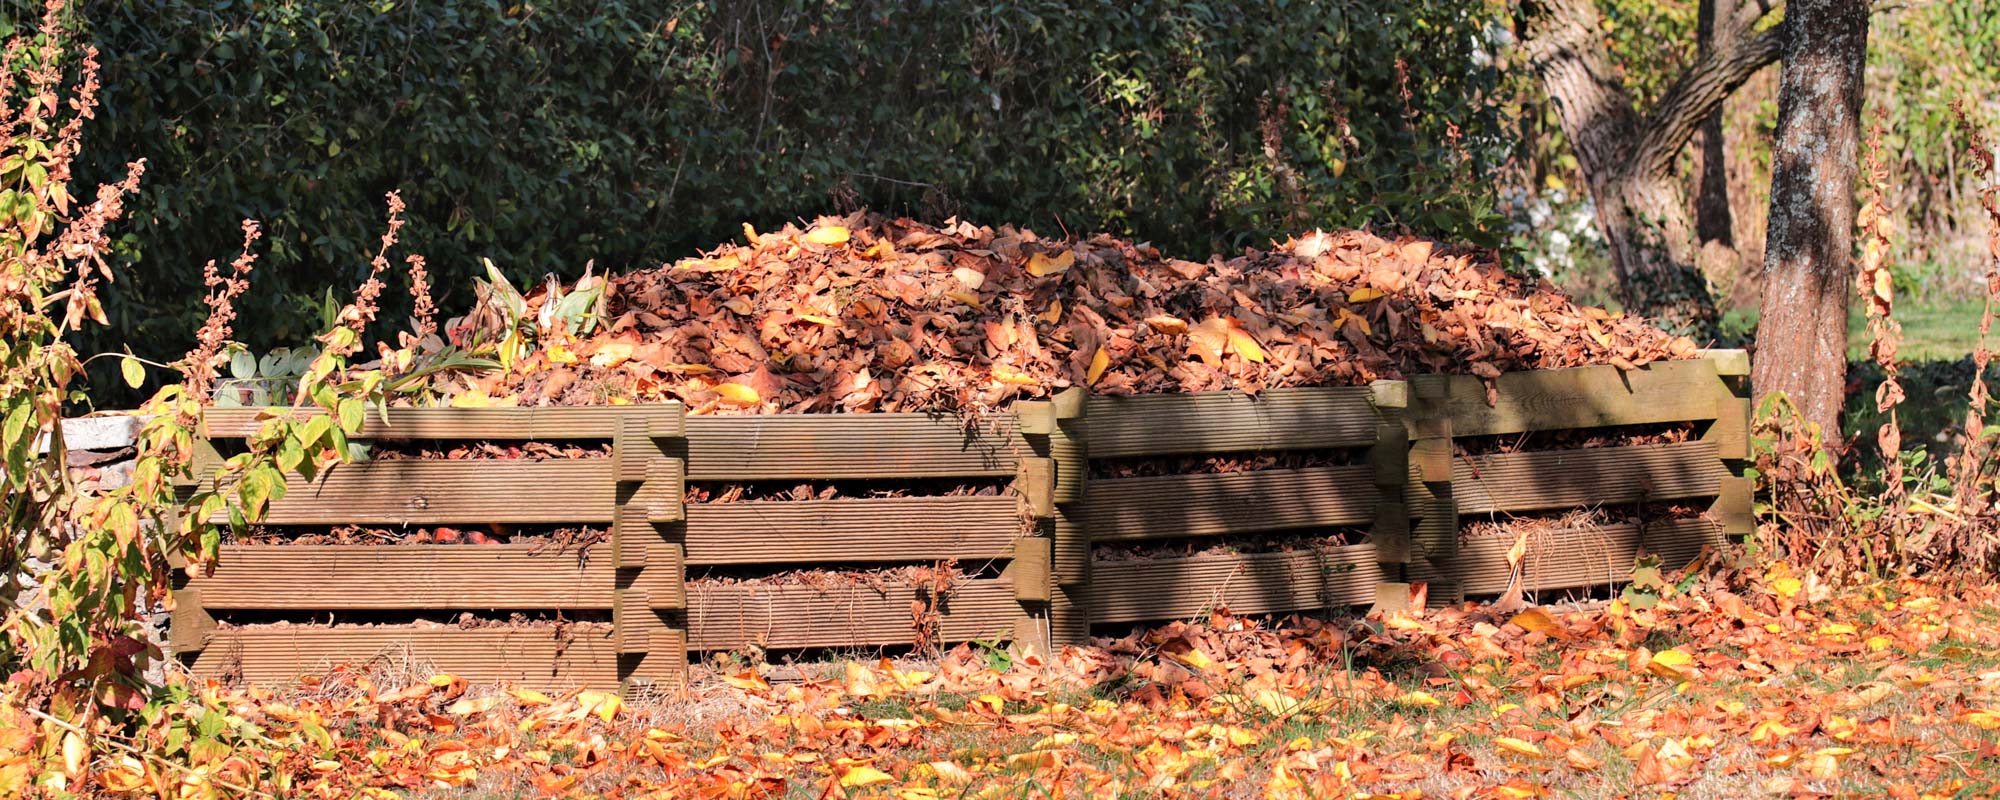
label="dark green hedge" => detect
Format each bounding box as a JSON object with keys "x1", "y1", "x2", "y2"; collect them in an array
[{"x1": 69, "y1": 0, "x2": 1503, "y2": 380}]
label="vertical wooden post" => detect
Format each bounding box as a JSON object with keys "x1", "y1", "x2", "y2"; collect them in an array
[
  {"x1": 1698, "y1": 349, "x2": 1755, "y2": 547},
  {"x1": 1367, "y1": 382, "x2": 1413, "y2": 610},
  {"x1": 612, "y1": 410, "x2": 688, "y2": 694},
  {"x1": 1020, "y1": 387, "x2": 1090, "y2": 649},
  {"x1": 1408, "y1": 374, "x2": 1461, "y2": 606}
]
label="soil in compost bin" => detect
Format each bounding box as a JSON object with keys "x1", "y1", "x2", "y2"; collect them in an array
[
  {"x1": 1093, "y1": 529, "x2": 1369, "y2": 563},
  {"x1": 232, "y1": 524, "x2": 607, "y2": 554},
  {"x1": 1449, "y1": 422, "x2": 1698, "y2": 457},
  {"x1": 418, "y1": 214, "x2": 1699, "y2": 414},
  {"x1": 363, "y1": 440, "x2": 613, "y2": 461},
  {"x1": 682, "y1": 477, "x2": 1013, "y2": 504},
  {"x1": 1088, "y1": 448, "x2": 1360, "y2": 481}
]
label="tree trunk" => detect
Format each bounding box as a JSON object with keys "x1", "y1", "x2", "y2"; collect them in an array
[
  {"x1": 1519, "y1": 0, "x2": 1781, "y2": 340},
  {"x1": 1752, "y1": 0, "x2": 1870, "y2": 441},
  {"x1": 1695, "y1": 0, "x2": 1737, "y2": 247}
]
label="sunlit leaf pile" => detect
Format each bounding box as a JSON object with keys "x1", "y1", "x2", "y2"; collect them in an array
[
  {"x1": 443, "y1": 214, "x2": 1700, "y2": 412},
  {"x1": 12, "y1": 567, "x2": 2000, "y2": 797}
]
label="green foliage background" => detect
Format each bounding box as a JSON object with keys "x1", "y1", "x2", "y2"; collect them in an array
[{"x1": 54, "y1": 0, "x2": 1506, "y2": 400}]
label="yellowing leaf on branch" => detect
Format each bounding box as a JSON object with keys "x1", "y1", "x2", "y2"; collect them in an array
[{"x1": 1025, "y1": 249, "x2": 1075, "y2": 277}]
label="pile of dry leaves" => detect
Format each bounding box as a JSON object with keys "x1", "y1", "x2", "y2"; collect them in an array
[{"x1": 442, "y1": 214, "x2": 1698, "y2": 413}]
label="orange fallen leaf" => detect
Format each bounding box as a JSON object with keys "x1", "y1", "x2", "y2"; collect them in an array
[
  {"x1": 1025, "y1": 249, "x2": 1075, "y2": 277},
  {"x1": 802, "y1": 225, "x2": 851, "y2": 246},
  {"x1": 715, "y1": 383, "x2": 761, "y2": 406},
  {"x1": 1086, "y1": 347, "x2": 1110, "y2": 385}
]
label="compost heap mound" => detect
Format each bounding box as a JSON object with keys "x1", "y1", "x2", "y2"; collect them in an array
[{"x1": 446, "y1": 214, "x2": 1700, "y2": 413}]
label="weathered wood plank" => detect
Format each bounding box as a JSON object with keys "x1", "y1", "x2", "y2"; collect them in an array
[
  {"x1": 186, "y1": 544, "x2": 649, "y2": 610},
  {"x1": 1089, "y1": 544, "x2": 1383, "y2": 624},
  {"x1": 684, "y1": 413, "x2": 1027, "y2": 479},
  {"x1": 1084, "y1": 387, "x2": 1384, "y2": 458},
  {"x1": 224, "y1": 460, "x2": 619, "y2": 525},
  {"x1": 190, "y1": 624, "x2": 626, "y2": 688},
  {"x1": 1411, "y1": 518, "x2": 1723, "y2": 595},
  {"x1": 685, "y1": 578, "x2": 1015, "y2": 651},
  {"x1": 1012, "y1": 537, "x2": 1052, "y2": 603},
  {"x1": 683, "y1": 496, "x2": 1022, "y2": 565},
  {"x1": 1440, "y1": 359, "x2": 1725, "y2": 437},
  {"x1": 1086, "y1": 465, "x2": 1378, "y2": 541},
  {"x1": 1454, "y1": 441, "x2": 1725, "y2": 515},
  {"x1": 203, "y1": 405, "x2": 686, "y2": 440}
]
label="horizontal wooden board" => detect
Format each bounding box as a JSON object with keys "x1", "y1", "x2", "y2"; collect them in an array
[
  {"x1": 685, "y1": 496, "x2": 1021, "y2": 565},
  {"x1": 1085, "y1": 387, "x2": 1385, "y2": 458},
  {"x1": 188, "y1": 544, "x2": 615, "y2": 609},
  {"x1": 685, "y1": 578, "x2": 1015, "y2": 651},
  {"x1": 219, "y1": 460, "x2": 674, "y2": 526},
  {"x1": 1440, "y1": 359, "x2": 1725, "y2": 437},
  {"x1": 1089, "y1": 544, "x2": 1383, "y2": 624},
  {"x1": 189, "y1": 624, "x2": 653, "y2": 688},
  {"x1": 1087, "y1": 465, "x2": 1379, "y2": 541},
  {"x1": 1454, "y1": 441, "x2": 1724, "y2": 515},
  {"x1": 1411, "y1": 517, "x2": 1723, "y2": 595},
  {"x1": 685, "y1": 413, "x2": 1028, "y2": 479},
  {"x1": 203, "y1": 405, "x2": 685, "y2": 440}
]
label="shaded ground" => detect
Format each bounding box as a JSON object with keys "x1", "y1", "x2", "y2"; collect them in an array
[{"x1": 25, "y1": 563, "x2": 2000, "y2": 799}]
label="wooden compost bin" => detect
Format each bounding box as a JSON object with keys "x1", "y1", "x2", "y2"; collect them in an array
[{"x1": 171, "y1": 351, "x2": 1751, "y2": 690}]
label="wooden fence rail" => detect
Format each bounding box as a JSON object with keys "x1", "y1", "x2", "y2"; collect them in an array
[{"x1": 173, "y1": 351, "x2": 1752, "y2": 691}]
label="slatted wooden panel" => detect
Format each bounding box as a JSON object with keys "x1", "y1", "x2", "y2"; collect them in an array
[
  {"x1": 684, "y1": 414, "x2": 1028, "y2": 479},
  {"x1": 684, "y1": 497, "x2": 1022, "y2": 565},
  {"x1": 1453, "y1": 441, "x2": 1725, "y2": 515},
  {"x1": 685, "y1": 578, "x2": 1016, "y2": 651},
  {"x1": 216, "y1": 460, "x2": 618, "y2": 525},
  {"x1": 190, "y1": 624, "x2": 636, "y2": 687},
  {"x1": 1086, "y1": 465, "x2": 1379, "y2": 541},
  {"x1": 1439, "y1": 359, "x2": 1725, "y2": 437},
  {"x1": 1085, "y1": 387, "x2": 1383, "y2": 458},
  {"x1": 1410, "y1": 517, "x2": 1723, "y2": 595},
  {"x1": 1089, "y1": 544, "x2": 1382, "y2": 624},
  {"x1": 203, "y1": 405, "x2": 686, "y2": 440},
  {"x1": 187, "y1": 545, "x2": 624, "y2": 609}
]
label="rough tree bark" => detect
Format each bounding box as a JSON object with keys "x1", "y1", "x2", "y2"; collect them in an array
[
  {"x1": 1518, "y1": 0, "x2": 1781, "y2": 338},
  {"x1": 1752, "y1": 0, "x2": 1870, "y2": 441},
  {"x1": 1695, "y1": 0, "x2": 1738, "y2": 248}
]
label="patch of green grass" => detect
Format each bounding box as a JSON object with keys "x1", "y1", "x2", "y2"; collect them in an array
[{"x1": 1848, "y1": 299, "x2": 1989, "y2": 362}]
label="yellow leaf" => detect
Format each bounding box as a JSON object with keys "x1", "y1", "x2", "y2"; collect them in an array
[
  {"x1": 1507, "y1": 608, "x2": 1566, "y2": 638},
  {"x1": 971, "y1": 695, "x2": 1006, "y2": 716},
  {"x1": 1396, "y1": 690, "x2": 1443, "y2": 708},
  {"x1": 803, "y1": 225, "x2": 851, "y2": 246},
  {"x1": 450, "y1": 390, "x2": 495, "y2": 408},
  {"x1": 1958, "y1": 709, "x2": 2000, "y2": 730},
  {"x1": 1033, "y1": 733, "x2": 1080, "y2": 750},
  {"x1": 589, "y1": 342, "x2": 635, "y2": 368},
  {"x1": 715, "y1": 383, "x2": 761, "y2": 407},
  {"x1": 1086, "y1": 347, "x2": 1110, "y2": 385},
  {"x1": 1025, "y1": 249, "x2": 1076, "y2": 277},
  {"x1": 428, "y1": 673, "x2": 463, "y2": 687},
  {"x1": 507, "y1": 688, "x2": 553, "y2": 707},
  {"x1": 723, "y1": 670, "x2": 771, "y2": 693},
  {"x1": 1168, "y1": 646, "x2": 1217, "y2": 672},
  {"x1": 1818, "y1": 623, "x2": 1858, "y2": 637},
  {"x1": 1226, "y1": 322, "x2": 1265, "y2": 363},
  {"x1": 61, "y1": 731, "x2": 86, "y2": 777},
  {"x1": 945, "y1": 290, "x2": 985, "y2": 309},
  {"x1": 844, "y1": 662, "x2": 880, "y2": 698},
  {"x1": 1347, "y1": 287, "x2": 1386, "y2": 303},
  {"x1": 679, "y1": 253, "x2": 742, "y2": 272},
  {"x1": 992, "y1": 365, "x2": 1039, "y2": 386},
  {"x1": 1494, "y1": 737, "x2": 1545, "y2": 758},
  {"x1": 1187, "y1": 317, "x2": 1230, "y2": 367},
  {"x1": 547, "y1": 345, "x2": 579, "y2": 365},
  {"x1": 447, "y1": 696, "x2": 503, "y2": 715},
  {"x1": 577, "y1": 690, "x2": 625, "y2": 722},
  {"x1": 840, "y1": 766, "x2": 896, "y2": 788},
  {"x1": 798, "y1": 313, "x2": 840, "y2": 327},
  {"x1": 1039, "y1": 299, "x2": 1063, "y2": 324},
  {"x1": 1647, "y1": 648, "x2": 1696, "y2": 681}
]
